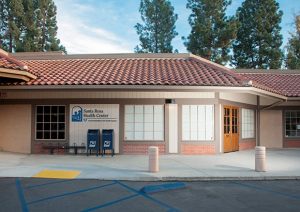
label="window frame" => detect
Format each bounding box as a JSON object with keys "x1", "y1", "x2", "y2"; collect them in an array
[
  {"x1": 124, "y1": 105, "x2": 165, "y2": 141},
  {"x1": 285, "y1": 110, "x2": 300, "y2": 138},
  {"x1": 35, "y1": 105, "x2": 67, "y2": 141},
  {"x1": 182, "y1": 105, "x2": 214, "y2": 141},
  {"x1": 241, "y1": 108, "x2": 255, "y2": 139}
]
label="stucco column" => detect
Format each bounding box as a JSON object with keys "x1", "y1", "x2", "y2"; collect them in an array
[
  {"x1": 215, "y1": 92, "x2": 222, "y2": 153},
  {"x1": 256, "y1": 96, "x2": 260, "y2": 146},
  {"x1": 167, "y1": 103, "x2": 178, "y2": 153}
]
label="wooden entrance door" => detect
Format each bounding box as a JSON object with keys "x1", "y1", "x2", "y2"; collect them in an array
[{"x1": 224, "y1": 106, "x2": 239, "y2": 153}]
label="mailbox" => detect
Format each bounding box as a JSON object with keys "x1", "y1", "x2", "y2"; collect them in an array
[
  {"x1": 87, "y1": 129, "x2": 100, "y2": 156},
  {"x1": 101, "y1": 129, "x2": 114, "y2": 156}
]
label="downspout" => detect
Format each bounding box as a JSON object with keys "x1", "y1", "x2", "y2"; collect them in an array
[{"x1": 256, "y1": 96, "x2": 260, "y2": 146}]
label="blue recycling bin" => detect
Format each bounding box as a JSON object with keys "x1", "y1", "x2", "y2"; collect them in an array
[
  {"x1": 101, "y1": 129, "x2": 114, "y2": 156},
  {"x1": 87, "y1": 129, "x2": 100, "y2": 156}
]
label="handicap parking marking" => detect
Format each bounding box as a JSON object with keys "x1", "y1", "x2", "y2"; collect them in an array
[
  {"x1": 14, "y1": 178, "x2": 180, "y2": 212},
  {"x1": 81, "y1": 193, "x2": 140, "y2": 212},
  {"x1": 15, "y1": 178, "x2": 29, "y2": 212},
  {"x1": 8, "y1": 179, "x2": 300, "y2": 212},
  {"x1": 25, "y1": 179, "x2": 74, "y2": 189},
  {"x1": 32, "y1": 169, "x2": 80, "y2": 179},
  {"x1": 115, "y1": 181, "x2": 180, "y2": 212},
  {"x1": 230, "y1": 181, "x2": 300, "y2": 200},
  {"x1": 140, "y1": 182, "x2": 186, "y2": 194},
  {"x1": 80, "y1": 181, "x2": 180, "y2": 212},
  {"x1": 27, "y1": 181, "x2": 117, "y2": 205}
]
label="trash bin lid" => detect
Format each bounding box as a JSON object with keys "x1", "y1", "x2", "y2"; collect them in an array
[
  {"x1": 102, "y1": 129, "x2": 114, "y2": 133},
  {"x1": 88, "y1": 129, "x2": 100, "y2": 133}
]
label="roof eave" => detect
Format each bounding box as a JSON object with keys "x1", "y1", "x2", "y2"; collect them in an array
[
  {"x1": 287, "y1": 96, "x2": 300, "y2": 101},
  {"x1": 0, "y1": 84, "x2": 287, "y2": 100}
]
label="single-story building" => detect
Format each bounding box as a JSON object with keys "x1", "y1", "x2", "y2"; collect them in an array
[{"x1": 0, "y1": 48, "x2": 299, "y2": 155}]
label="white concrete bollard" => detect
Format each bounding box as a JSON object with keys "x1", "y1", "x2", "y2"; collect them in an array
[
  {"x1": 148, "y1": 146, "x2": 159, "y2": 173},
  {"x1": 255, "y1": 146, "x2": 266, "y2": 172}
]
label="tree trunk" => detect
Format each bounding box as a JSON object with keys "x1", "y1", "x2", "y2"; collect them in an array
[{"x1": 9, "y1": 33, "x2": 13, "y2": 53}]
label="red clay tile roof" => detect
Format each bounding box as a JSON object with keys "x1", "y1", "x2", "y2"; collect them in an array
[
  {"x1": 1, "y1": 54, "x2": 249, "y2": 87},
  {"x1": 240, "y1": 71, "x2": 300, "y2": 97},
  {"x1": 1, "y1": 52, "x2": 296, "y2": 98}
]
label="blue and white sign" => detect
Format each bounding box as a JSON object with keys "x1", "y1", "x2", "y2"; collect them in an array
[
  {"x1": 89, "y1": 140, "x2": 96, "y2": 148},
  {"x1": 104, "y1": 140, "x2": 111, "y2": 148},
  {"x1": 72, "y1": 106, "x2": 83, "y2": 122},
  {"x1": 69, "y1": 104, "x2": 120, "y2": 153}
]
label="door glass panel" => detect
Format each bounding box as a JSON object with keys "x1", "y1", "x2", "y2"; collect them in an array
[{"x1": 224, "y1": 108, "x2": 231, "y2": 134}]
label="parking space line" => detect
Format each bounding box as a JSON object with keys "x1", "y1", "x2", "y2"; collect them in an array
[
  {"x1": 25, "y1": 179, "x2": 74, "y2": 189},
  {"x1": 15, "y1": 178, "x2": 29, "y2": 212},
  {"x1": 115, "y1": 181, "x2": 180, "y2": 212},
  {"x1": 27, "y1": 181, "x2": 117, "y2": 205},
  {"x1": 81, "y1": 194, "x2": 139, "y2": 212},
  {"x1": 231, "y1": 181, "x2": 300, "y2": 200},
  {"x1": 140, "y1": 182, "x2": 186, "y2": 194}
]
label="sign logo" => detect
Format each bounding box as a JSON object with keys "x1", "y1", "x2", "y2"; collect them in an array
[
  {"x1": 104, "y1": 140, "x2": 111, "y2": 148},
  {"x1": 89, "y1": 140, "x2": 96, "y2": 148},
  {"x1": 72, "y1": 106, "x2": 83, "y2": 122}
]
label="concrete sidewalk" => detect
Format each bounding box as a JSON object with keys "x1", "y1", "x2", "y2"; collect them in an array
[{"x1": 0, "y1": 149, "x2": 300, "y2": 181}]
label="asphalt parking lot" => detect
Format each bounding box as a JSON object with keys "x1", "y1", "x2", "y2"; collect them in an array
[{"x1": 1, "y1": 178, "x2": 300, "y2": 212}]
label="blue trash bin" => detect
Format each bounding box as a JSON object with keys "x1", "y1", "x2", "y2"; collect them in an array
[
  {"x1": 87, "y1": 129, "x2": 100, "y2": 156},
  {"x1": 101, "y1": 129, "x2": 114, "y2": 156}
]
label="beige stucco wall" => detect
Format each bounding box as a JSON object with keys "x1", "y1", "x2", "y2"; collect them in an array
[
  {"x1": 260, "y1": 110, "x2": 283, "y2": 148},
  {"x1": 0, "y1": 105, "x2": 31, "y2": 153}
]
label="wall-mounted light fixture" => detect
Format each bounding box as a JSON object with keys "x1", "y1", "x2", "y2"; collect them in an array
[{"x1": 165, "y1": 99, "x2": 176, "y2": 104}]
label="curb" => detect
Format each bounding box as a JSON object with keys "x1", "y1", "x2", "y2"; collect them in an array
[
  {"x1": 2, "y1": 175, "x2": 300, "y2": 181},
  {"x1": 89, "y1": 176, "x2": 300, "y2": 182}
]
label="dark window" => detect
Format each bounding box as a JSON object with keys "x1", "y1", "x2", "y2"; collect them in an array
[
  {"x1": 285, "y1": 110, "x2": 300, "y2": 137},
  {"x1": 36, "y1": 106, "x2": 66, "y2": 140}
]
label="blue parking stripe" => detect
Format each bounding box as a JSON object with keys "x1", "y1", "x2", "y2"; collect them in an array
[
  {"x1": 25, "y1": 179, "x2": 74, "y2": 189},
  {"x1": 140, "y1": 182, "x2": 186, "y2": 194},
  {"x1": 231, "y1": 181, "x2": 300, "y2": 200},
  {"x1": 115, "y1": 181, "x2": 180, "y2": 212},
  {"x1": 81, "y1": 194, "x2": 139, "y2": 212},
  {"x1": 27, "y1": 182, "x2": 117, "y2": 205},
  {"x1": 15, "y1": 178, "x2": 29, "y2": 212}
]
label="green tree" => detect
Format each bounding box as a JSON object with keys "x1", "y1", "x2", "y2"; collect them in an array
[
  {"x1": 286, "y1": 15, "x2": 300, "y2": 69},
  {"x1": 35, "y1": 0, "x2": 65, "y2": 52},
  {"x1": 183, "y1": 0, "x2": 237, "y2": 65},
  {"x1": 0, "y1": 0, "x2": 24, "y2": 52},
  {"x1": 0, "y1": 0, "x2": 66, "y2": 53},
  {"x1": 135, "y1": 0, "x2": 178, "y2": 53},
  {"x1": 233, "y1": 0, "x2": 283, "y2": 69},
  {"x1": 16, "y1": 0, "x2": 37, "y2": 52}
]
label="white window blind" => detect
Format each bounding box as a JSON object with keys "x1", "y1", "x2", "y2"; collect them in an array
[
  {"x1": 242, "y1": 109, "x2": 255, "y2": 138},
  {"x1": 182, "y1": 105, "x2": 214, "y2": 141},
  {"x1": 125, "y1": 105, "x2": 164, "y2": 140}
]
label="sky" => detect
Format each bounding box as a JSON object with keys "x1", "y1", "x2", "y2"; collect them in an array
[{"x1": 54, "y1": 0, "x2": 300, "y2": 54}]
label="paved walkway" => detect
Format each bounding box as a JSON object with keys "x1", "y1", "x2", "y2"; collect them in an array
[{"x1": 1, "y1": 149, "x2": 300, "y2": 181}]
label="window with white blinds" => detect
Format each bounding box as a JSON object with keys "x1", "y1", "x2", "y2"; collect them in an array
[
  {"x1": 242, "y1": 109, "x2": 255, "y2": 138},
  {"x1": 182, "y1": 105, "x2": 214, "y2": 141},
  {"x1": 125, "y1": 105, "x2": 164, "y2": 141}
]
